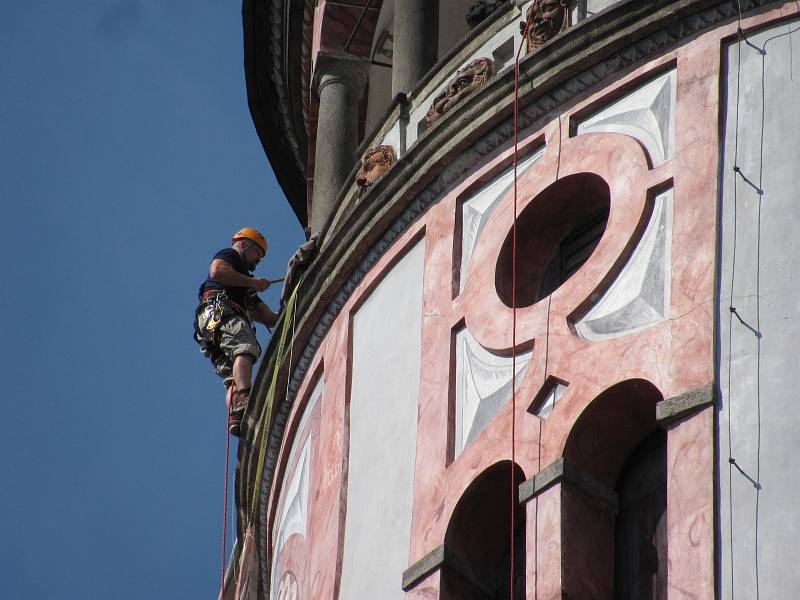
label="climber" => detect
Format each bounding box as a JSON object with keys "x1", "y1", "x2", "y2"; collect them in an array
[{"x1": 195, "y1": 227, "x2": 279, "y2": 436}]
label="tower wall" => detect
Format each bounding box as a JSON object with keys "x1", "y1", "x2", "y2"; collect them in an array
[
  {"x1": 242, "y1": 2, "x2": 800, "y2": 598},
  {"x1": 718, "y1": 14, "x2": 800, "y2": 598}
]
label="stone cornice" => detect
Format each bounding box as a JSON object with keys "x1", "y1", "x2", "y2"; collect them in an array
[
  {"x1": 243, "y1": 0, "x2": 310, "y2": 224},
  {"x1": 237, "y1": 1, "x2": 783, "y2": 595}
]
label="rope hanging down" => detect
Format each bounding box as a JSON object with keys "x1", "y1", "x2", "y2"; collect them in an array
[
  {"x1": 509, "y1": 16, "x2": 530, "y2": 600},
  {"x1": 248, "y1": 282, "x2": 301, "y2": 521},
  {"x1": 228, "y1": 280, "x2": 302, "y2": 600},
  {"x1": 221, "y1": 403, "x2": 232, "y2": 599}
]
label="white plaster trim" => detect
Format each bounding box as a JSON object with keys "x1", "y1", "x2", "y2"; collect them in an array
[
  {"x1": 269, "y1": 378, "x2": 323, "y2": 599},
  {"x1": 576, "y1": 188, "x2": 673, "y2": 341},
  {"x1": 460, "y1": 148, "x2": 543, "y2": 292},
  {"x1": 577, "y1": 69, "x2": 676, "y2": 165},
  {"x1": 455, "y1": 328, "x2": 532, "y2": 456}
]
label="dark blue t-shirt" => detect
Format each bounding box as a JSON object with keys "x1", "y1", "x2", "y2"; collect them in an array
[{"x1": 198, "y1": 248, "x2": 261, "y2": 308}]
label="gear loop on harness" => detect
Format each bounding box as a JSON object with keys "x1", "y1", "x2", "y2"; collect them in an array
[{"x1": 193, "y1": 289, "x2": 256, "y2": 369}]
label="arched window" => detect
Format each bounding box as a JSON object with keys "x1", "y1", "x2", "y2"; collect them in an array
[
  {"x1": 613, "y1": 429, "x2": 667, "y2": 599},
  {"x1": 441, "y1": 462, "x2": 526, "y2": 599},
  {"x1": 557, "y1": 379, "x2": 665, "y2": 598}
]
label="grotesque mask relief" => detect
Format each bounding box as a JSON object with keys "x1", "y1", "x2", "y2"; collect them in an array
[
  {"x1": 355, "y1": 144, "x2": 397, "y2": 194},
  {"x1": 425, "y1": 57, "x2": 494, "y2": 125},
  {"x1": 524, "y1": 0, "x2": 571, "y2": 52}
]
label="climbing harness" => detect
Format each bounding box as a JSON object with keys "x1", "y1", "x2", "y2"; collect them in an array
[
  {"x1": 205, "y1": 290, "x2": 228, "y2": 331},
  {"x1": 194, "y1": 290, "x2": 262, "y2": 375}
]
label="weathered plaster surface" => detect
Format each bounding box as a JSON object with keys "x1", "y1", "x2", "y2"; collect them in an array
[
  {"x1": 339, "y1": 238, "x2": 425, "y2": 599},
  {"x1": 255, "y1": 4, "x2": 800, "y2": 598},
  {"x1": 717, "y1": 9, "x2": 800, "y2": 599},
  {"x1": 666, "y1": 404, "x2": 715, "y2": 599}
]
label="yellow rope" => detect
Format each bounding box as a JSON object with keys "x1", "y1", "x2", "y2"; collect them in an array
[{"x1": 247, "y1": 285, "x2": 300, "y2": 521}]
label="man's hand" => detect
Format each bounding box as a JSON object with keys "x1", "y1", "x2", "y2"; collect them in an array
[
  {"x1": 251, "y1": 278, "x2": 270, "y2": 292},
  {"x1": 251, "y1": 302, "x2": 279, "y2": 328}
]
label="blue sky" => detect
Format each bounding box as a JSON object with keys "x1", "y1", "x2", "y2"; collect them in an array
[{"x1": 0, "y1": 2, "x2": 304, "y2": 597}]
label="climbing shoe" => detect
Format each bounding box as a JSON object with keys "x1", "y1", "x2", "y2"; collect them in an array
[{"x1": 228, "y1": 388, "x2": 250, "y2": 437}]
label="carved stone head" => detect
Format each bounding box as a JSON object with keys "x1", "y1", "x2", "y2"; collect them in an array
[
  {"x1": 524, "y1": 0, "x2": 571, "y2": 52},
  {"x1": 425, "y1": 57, "x2": 494, "y2": 125},
  {"x1": 356, "y1": 145, "x2": 397, "y2": 193}
]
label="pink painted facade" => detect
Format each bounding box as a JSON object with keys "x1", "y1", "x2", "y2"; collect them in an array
[{"x1": 250, "y1": 3, "x2": 800, "y2": 599}]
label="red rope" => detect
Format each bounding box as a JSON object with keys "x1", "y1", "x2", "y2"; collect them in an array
[
  {"x1": 221, "y1": 401, "x2": 232, "y2": 599},
  {"x1": 510, "y1": 19, "x2": 530, "y2": 600}
]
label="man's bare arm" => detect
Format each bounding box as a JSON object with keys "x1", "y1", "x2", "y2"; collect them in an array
[
  {"x1": 250, "y1": 302, "x2": 279, "y2": 328},
  {"x1": 209, "y1": 259, "x2": 270, "y2": 292}
]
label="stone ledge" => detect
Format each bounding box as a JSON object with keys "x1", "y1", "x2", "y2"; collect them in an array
[
  {"x1": 402, "y1": 544, "x2": 445, "y2": 591},
  {"x1": 656, "y1": 383, "x2": 715, "y2": 426},
  {"x1": 402, "y1": 544, "x2": 497, "y2": 594},
  {"x1": 518, "y1": 458, "x2": 619, "y2": 513}
]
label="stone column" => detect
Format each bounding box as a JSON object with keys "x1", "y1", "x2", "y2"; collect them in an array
[
  {"x1": 311, "y1": 53, "x2": 368, "y2": 234},
  {"x1": 392, "y1": 0, "x2": 438, "y2": 97}
]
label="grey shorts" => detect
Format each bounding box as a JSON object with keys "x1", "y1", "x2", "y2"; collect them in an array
[{"x1": 197, "y1": 310, "x2": 261, "y2": 379}]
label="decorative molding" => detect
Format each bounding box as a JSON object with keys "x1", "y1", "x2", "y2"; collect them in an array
[
  {"x1": 275, "y1": 571, "x2": 299, "y2": 600},
  {"x1": 356, "y1": 145, "x2": 397, "y2": 195},
  {"x1": 575, "y1": 188, "x2": 673, "y2": 341},
  {"x1": 455, "y1": 328, "x2": 532, "y2": 457},
  {"x1": 251, "y1": 3, "x2": 780, "y2": 591},
  {"x1": 402, "y1": 544, "x2": 445, "y2": 591},
  {"x1": 312, "y1": 52, "x2": 370, "y2": 94},
  {"x1": 425, "y1": 57, "x2": 495, "y2": 125},
  {"x1": 518, "y1": 457, "x2": 619, "y2": 513},
  {"x1": 576, "y1": 69, "x2": 677, "y2": 165},
  {"x1": 528, "y1": 375, "x2": 568, "y2": 418},
  {"x1": 656, "y1": 384, "x2": 715, "y2": 426},
  {"x1": 459, "y1": 148, "x2": 543, "y2": 292},
  {"x1": 268, "y1": 379, "x2": 323, "y2": 598},
  {"x1": 525, "y1": 0, "x2": 572, "y2": 53},
  {"x1": 269, "y1": 438, "x2": 311, "y2": 598}
]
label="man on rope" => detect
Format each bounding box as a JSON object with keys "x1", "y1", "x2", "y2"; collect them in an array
[{"x1": 195, "y1": 228, "x2": 279, "y2": 436}]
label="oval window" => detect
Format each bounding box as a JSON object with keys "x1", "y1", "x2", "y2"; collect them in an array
[{"x1": 496, "y1": 173, "x2": 610, "y2": 308}]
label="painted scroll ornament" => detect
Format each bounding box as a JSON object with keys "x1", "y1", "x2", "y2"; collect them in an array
[
  {"x1": 355, "y1": 144, "x2": 397, "y2": 195},
  {"x1": 425, "y1": 57, "x2": 494, "y2": 125}
]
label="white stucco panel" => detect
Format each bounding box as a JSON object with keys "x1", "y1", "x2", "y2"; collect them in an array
[{"x1": 340, "y1": 239, "x2": 426, "y2": 599}]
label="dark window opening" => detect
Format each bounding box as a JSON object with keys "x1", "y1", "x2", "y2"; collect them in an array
[
  {"x1": 613, "y1": 429, "x2": 668, "y2": 600},
  {"x1": 560, "y1": 379, "x2": 664, "y2": 598},
  {"x1": 496, "y1": 173, "x2": 611, "y2": 308},
  {"x1": 441, "y1": 462, "x2": 526, "y2": 600},
  {"x1": 539, "y1": 208, "x2": 609, "y2": 299}
]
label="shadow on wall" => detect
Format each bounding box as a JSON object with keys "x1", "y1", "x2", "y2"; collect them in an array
[
  {"x1": 441, "y1": 461, "x2": 526, "y2": 599},
  {"x1": 562, "y1": 378, "x2": 667, "y2": 598}
]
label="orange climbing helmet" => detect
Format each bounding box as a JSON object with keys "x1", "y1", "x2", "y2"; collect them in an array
[{"x1": 232, "y1": 227, "x2": 267, "y2": 254}]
